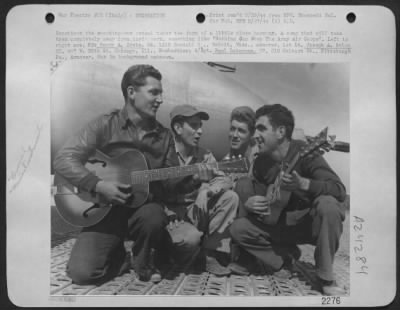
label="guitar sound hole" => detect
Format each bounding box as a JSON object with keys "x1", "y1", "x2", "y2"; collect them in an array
[
  {"x1": 118, "y1": 186, "x2": 134, "y2": 204},
  {"x1": 119, "y1": 186, "x2": 133, "y2": 194},
  {"x1": 87, "y1": 158, "x2": 107, "y2": 167},
  {"x1": 83, "y1": 204, "x2": 101, "y2": 218}
]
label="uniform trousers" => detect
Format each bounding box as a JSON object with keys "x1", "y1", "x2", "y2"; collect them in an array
[
  {"x1": 66, "y1": 202, "x2": 168, "y2": 285},
  {"x1": 230, "y1": 177, "x2": 345, "y2": 281},
  {"x1": 168, "y1": 189, "x2": 239, "y2": 264}
]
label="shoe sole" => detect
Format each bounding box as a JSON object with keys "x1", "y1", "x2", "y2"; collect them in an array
[{"x1": 228, "y1": 264, "x2": 250, "y2": 276}]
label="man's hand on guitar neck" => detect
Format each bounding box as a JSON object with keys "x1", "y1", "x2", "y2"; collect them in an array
[
  {"x1": 193, "y1": 163, "x2": 217, "y2": 183},
  {"x1": 244, "y1": 195, "x2": 270, "y2": 216},
  {"x1": 281, "y1": 171, "x2": 310, "y2": 192},
  {"x1": 95, "y1": 181, "x2": 132, "y2": 206}
]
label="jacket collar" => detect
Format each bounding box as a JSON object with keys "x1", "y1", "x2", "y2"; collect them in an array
[
  {"x1": 119, "y1": 106, "x2": 163, "y2": 134},
  {"x1": 174, "y1": 140, "x2": 203, "y2": 165}
]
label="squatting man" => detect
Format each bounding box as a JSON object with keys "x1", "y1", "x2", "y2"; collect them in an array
[{"x1": 54, "y1": 64, "x2": 347, "y2": 296}]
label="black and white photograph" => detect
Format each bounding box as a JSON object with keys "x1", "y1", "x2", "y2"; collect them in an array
[
  {"x1": 50, "y1": 61, "x2": 350, "y2": 296},
  {"x1": 5, "y1": 5, "x2": 396, "y2": 307}
]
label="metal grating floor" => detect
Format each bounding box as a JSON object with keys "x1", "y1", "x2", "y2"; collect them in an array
[
  {"x1": 50, "y1": 208, "x2": 350, "y2": 296},
  {"x1": 50, "y1": 239, "x2": 349, "y2": 296}
]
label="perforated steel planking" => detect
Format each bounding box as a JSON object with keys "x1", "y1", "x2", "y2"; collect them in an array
[
  {"x1": 51, "y1": 275, "x2": 72, "y2": 294},
  {"x1": 88, "y1": 273, "x2": 135, "y2": 295},
  {"x1": 50, "y1": 235, "x2": 349, "y2": 296},
  {"x1": 176, "y1": 273, "x2": 209, "y2": 295},
  {"x1": 229, "y1": 275, "x2": 252, "y2": 296},
  {"x1": 51, "y1": 263, "x2": 67, "y2": 275},
  {"x1": 251, "y1": 275, "x2": 275, "y2": 296},
  {"x1": 51, "y1": 255, "x2": 69, "y2": 267},
  {"x1": 203, "y1": 275, "x2": 228, "y2": 296},
  {"x1": 51, "y1": 232, "x2": 79, "y2": 248},
  {"x1": 291, "y1": 280, "x2": 322, "y2": 296},
  {"x1": 118, "y1": 280, "x2": 153, "y2": 295},
  {"x1": 148, "y1": 273, "x2": 186, "y2": 295},
  {"x1": 271, "y1": 276, "x2": 303, "y2": 296},
  {"x1": 57, "y1": 284, "x2": 97, "y2": 295}
]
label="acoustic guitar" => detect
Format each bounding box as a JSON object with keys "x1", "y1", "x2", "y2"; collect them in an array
[
  {"x1": 53, "y1": 149, "x2": 249, "y2": 227},
  {"x1": 259, "y1": 127, "x2": 336, "y2": 225}
]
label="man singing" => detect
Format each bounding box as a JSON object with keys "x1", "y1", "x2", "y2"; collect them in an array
[
  {"x1": 229, "y1": 104, "x2": 346, "y2": 295},
  {"x1": 165, "y1": 104, "x2": 239, "y2": 276},
  {"x1": 54, "y1": 65, "x2": 184, "y2": 284}
]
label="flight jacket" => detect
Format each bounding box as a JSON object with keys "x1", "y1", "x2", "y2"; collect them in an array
[{"x1": 53, "y1": 107, "x2": 184, "y2": 202}]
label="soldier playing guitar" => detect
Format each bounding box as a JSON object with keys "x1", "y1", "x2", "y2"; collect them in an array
[
  {"x1": 53, "y1": 65, "x2": 215, "y2": 284},
  {"x1": 229, "y1": 104, "x2": 347, "y2": 296}
]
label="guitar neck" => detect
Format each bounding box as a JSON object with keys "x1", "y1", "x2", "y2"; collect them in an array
[
  {"x1": 285, "y1": 153, "x2": 300, "y2": 174},
  {"x1": 272, "y1": 153, "x2": 300, "y2": 188},
  {"x1": 279, "y1": 138, "x2": 326, "y2": 178},
  {"x1": 131, "y1": 162, "x2": 219, "y2": 183}
]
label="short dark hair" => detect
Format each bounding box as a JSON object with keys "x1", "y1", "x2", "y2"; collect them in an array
[
  {"x1": 255, "y1": 104, "x2": 295, "y2": 139},
  {"x1": 231, "y1": 113, "x2": 255, "y2": 135},
  {"x1": 121, "y1": 64, "x2": 162, "y2": 99}
]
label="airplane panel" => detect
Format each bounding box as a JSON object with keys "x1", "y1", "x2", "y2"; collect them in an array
[
  {"x1": 51, "y1": 61, "x2": 266, "y2": 162},
  {"x1": 51, "y1": 61, "x2": 349, "y2": 190}
]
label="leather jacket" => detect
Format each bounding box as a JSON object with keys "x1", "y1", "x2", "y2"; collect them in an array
[{"x1": 53, "y1": 107, "x2": 182, "y2": 200}]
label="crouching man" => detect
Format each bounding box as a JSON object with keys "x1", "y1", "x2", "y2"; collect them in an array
[
  {"x1": 165, "y1": 104, "x2": 239, "y2": 276},
  {"x1": 229, "y1": 104, "x2": 347, "y2": 295}
]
